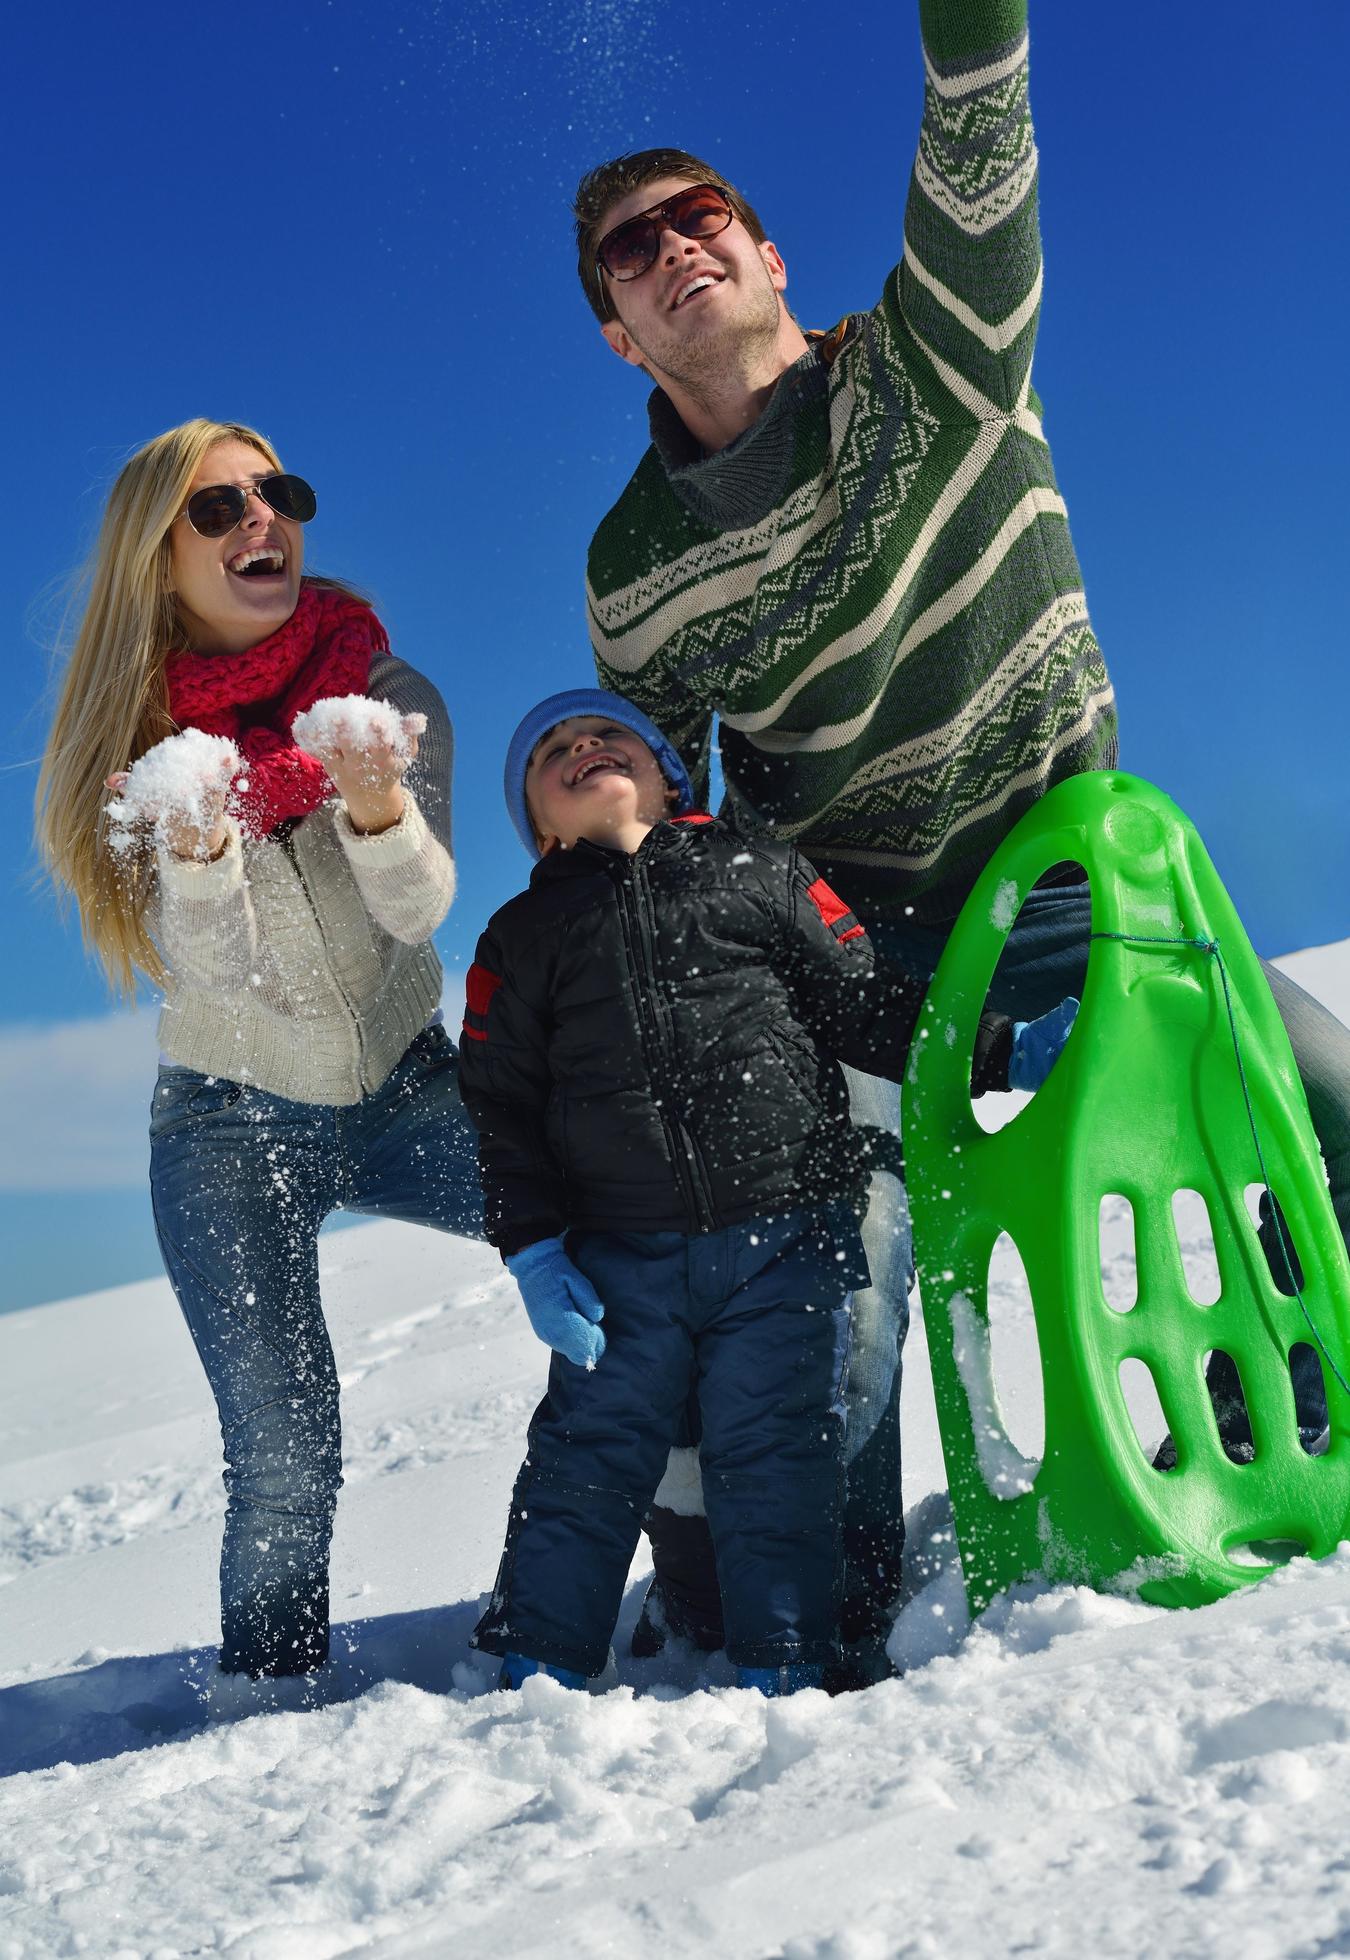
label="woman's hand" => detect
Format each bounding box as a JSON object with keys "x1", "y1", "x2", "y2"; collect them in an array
[
  {"x1": 291, "y1": 700, "x2": 427, "y2": 836},
  {"x1": 323, "y1": 721, "x2": 418, "y2": 834},
  {"x1": 159, "y1": 801, "x2": 230, "y2": 862},
  {"x1": 105, "y1": 731, "x2": 238, "y2": 862}
]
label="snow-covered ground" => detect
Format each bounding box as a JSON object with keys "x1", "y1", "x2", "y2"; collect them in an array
[{"x1": 2, "y1": 945, "x2": 1348, "y2": 1958}]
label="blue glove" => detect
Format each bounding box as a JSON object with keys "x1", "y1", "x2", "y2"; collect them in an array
[
  {"x1": 504, "y1": 1237, "x2": 606, "y2": 1369},
  {"x1": 1009, "y1": 997, "x2": 1080, "y2": 1093}
]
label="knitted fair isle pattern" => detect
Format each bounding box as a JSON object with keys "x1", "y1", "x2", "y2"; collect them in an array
[{"x1": 586, "y1": 0, "x2": 1117, "y2": 927}]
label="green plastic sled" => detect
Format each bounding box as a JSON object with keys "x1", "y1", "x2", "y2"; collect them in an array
[{"x1": 902, "y1": 771, "x2": 1350, "y2": 1613}]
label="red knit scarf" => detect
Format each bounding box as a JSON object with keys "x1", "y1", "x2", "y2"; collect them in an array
[{"x1": 164, "y1": 584, "x2": 389, "y2": 838}]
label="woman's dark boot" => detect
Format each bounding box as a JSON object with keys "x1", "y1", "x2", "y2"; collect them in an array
[{"x1": 630, "y1": 1505, "x2": 725, "y2": 1656}]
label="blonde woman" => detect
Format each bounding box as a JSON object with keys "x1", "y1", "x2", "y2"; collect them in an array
[{"x1": 38, "y1": 419, "x2": 481, "y2": 1680}]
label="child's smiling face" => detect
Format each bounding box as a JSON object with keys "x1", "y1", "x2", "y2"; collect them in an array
[{"x1": 526, "y1": 715, "x2": 677, "y2": 855}]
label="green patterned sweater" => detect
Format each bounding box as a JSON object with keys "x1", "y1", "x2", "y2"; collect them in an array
[{"x1": 587, "y1": 0, "x2": 1117, "y2": 927}]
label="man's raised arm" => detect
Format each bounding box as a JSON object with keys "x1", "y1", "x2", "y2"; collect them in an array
[{"x1": 895, "y1": 0, "x2": 1041, "y2": 416}]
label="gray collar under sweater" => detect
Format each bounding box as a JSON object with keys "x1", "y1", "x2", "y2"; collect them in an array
[{"x1": 646, "y1": 326, "x2": 856, "y2": 532}]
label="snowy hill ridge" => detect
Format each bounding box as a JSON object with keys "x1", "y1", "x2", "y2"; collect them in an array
[{"x1": 1, "y1": 940, "x2": 1348, "y2": 1957}]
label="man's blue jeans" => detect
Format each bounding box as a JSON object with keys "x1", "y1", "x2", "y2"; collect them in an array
[
  {"x1": 847, "y1": 880, "x2": 1350, "y2": 1548},
  {"x1": 149, "y1": 1025, "x2": 483, "y2": 1677}
]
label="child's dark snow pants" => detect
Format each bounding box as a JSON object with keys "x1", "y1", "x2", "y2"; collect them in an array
[{"x1": 472, "y1": 1207, "x2": 861, "y2": 1677}]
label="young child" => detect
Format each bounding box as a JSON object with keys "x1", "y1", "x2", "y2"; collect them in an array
[{"x1": 459, "y1": 689, "x2": 1073, "y2": 1695}]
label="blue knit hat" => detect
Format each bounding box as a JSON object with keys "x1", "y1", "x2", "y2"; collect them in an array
[{"x1": 504, "y1": 688, "x2": 695, "y2": 859}]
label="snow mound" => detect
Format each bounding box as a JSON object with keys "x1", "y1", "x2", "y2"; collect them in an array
[
  {"x1": 3, "y1": 947, "x2": 1349, "y2": 1955},
  {"x1": 9, "y1": 1551, "x2": 1350, "y2": 1957}
]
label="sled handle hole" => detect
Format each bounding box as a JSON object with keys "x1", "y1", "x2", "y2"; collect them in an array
[
  {"x1": 1243, "y1": 1183, "x2": 1306, "y2": 1298},
  {"x1": 1225, "y1": 1538, "x2": 1308, "y2": 1569},
  {"x1": 986, "y1": 1232, "x2": 1045, "y2": 1466},
  {"x1": 1289, "y1": 1343, "x2": 1330, "y2": 1455},
  {"x1": 1118, "y1": 1356, "x2": 1172, "y2": 1470},
  {"x1": 968, "y1": 862, "x2": 1088, "y2": 1139},
  {"x1": 1172, "y1": 1189, "x2": 1221, "y2": 1306},
  {"x1": 1203, "y1": 1348, "x2": 1255, "y2": 1465},
  {"x1": 950, "y1": 1251, "x2": 1042, "y2": 1503},
  {"x1": 1099, "y1": 1194, "x2": 1138, "y2": 1313}
]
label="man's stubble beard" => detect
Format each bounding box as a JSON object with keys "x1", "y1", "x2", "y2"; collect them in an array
[{"x1": 623, "y1": 263, "x2": 784, "y2": 411}]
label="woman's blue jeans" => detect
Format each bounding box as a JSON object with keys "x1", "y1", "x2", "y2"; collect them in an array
[
  {"x1": 846, "y1": 881, "x2": 1350, "y2": 1591},
  {"x1": 149, "y1": 1024, "x2": 483, "y2": 1677}
]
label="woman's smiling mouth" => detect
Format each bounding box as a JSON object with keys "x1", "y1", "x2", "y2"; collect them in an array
[{"x1": 227, "y1": 545, "x2": 286, "y2": 580}]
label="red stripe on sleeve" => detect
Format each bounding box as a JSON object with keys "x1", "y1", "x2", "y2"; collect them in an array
[
  {"x1": 805, "y1": 876, "x2": 866, "y2": 943},
  {"x1": 806, "y1": 878, "x2": 851, "y2": 930},
  {"x1": 465, "y1": 962, "x2": 503, "y2": 1017}
]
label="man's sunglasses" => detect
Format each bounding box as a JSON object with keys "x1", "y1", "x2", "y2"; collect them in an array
[
  {"x1": 595, "y1": 184, "x2": 734, "y2": 286},
  {"x1": 178, "y1": 473, "x2": 317, "y2": 540}
]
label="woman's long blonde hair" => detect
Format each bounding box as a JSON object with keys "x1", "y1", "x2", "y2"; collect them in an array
[{"x1": 36, "y1": 418, "x2": 286, "y2": 995}]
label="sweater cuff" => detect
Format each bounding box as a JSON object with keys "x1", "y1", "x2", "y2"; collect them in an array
[
  {"x1": 155, "y1": 817, "x2": 245, "y2": 898},
  {"x1": 918, "y1": 0, "x2": 1026, "y2": 65},
  {"x1": 494, "y1": 1218, "x2": 568, "y2": 1259},
  {"x1": 971, "y1": 1010, "x2": 1015, "y2": 1097},
  {"x1": 334, "y1": 787, "x2": 428, "y2": 865}
]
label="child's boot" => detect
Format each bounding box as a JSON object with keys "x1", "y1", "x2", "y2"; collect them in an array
[
  {"x1": 498, "y1": 1653, "x2": 587, "y2": 1691},
  {"x1": 822, "y1": 1639, "x2": 896, "y2": 1694},
  {"x1": 734, "y1": 1662, "x2": 825, "y2": 1697}
]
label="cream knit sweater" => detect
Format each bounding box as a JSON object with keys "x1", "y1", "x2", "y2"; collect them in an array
[{"x1": 151, "y1": 656, "x2": 456, "y2": 1105}]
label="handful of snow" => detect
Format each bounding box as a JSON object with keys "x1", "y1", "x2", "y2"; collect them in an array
[
  {"x1": 291, "y1": 696, "x2": 425, "y2": 760},
  {"x1": 105, "y1": 730, "x2": 241, "y2": 855}
]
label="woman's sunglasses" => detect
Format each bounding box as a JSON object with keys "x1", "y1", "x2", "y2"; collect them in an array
[
  {"x1": 178, "y1": 473, "x2": 317, "y2": 540},
  {"x1": 595, "y1": 184, "x2": 734, "y2": 286}
]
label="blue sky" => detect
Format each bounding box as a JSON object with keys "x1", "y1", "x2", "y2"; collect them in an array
[{"x1": 4, "y1": 0, "x2": 1348, "y2": 1309}]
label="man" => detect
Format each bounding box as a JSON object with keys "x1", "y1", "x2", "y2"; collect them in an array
[{"x1": 575, "y1": 0, "x2": 1350, "y2": 1680}]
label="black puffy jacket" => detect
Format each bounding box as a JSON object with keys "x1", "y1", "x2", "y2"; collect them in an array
[{"x1": 458, "y1": 817, "x2": 1012, "y2": 1253}]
